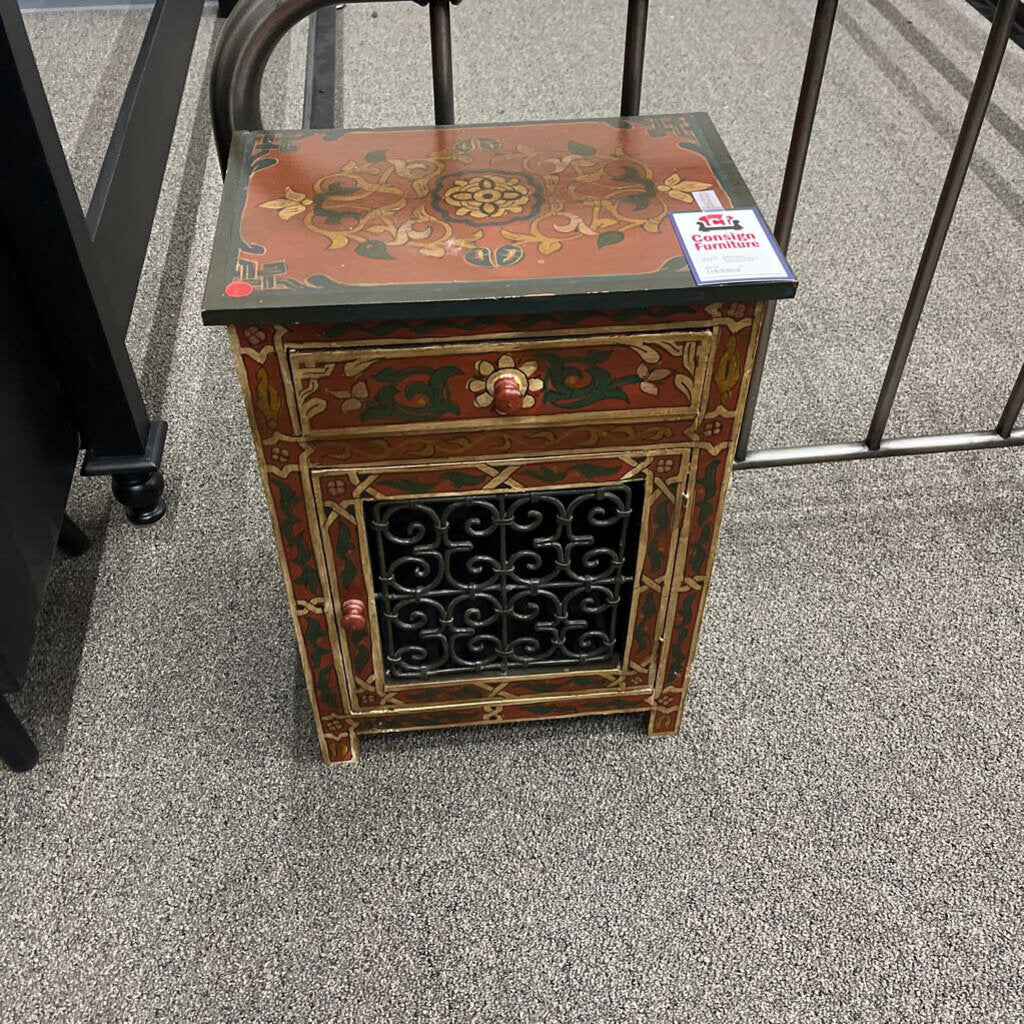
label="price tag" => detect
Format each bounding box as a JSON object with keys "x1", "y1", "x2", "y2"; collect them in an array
[
  {"x1": 671, "y1": 208, "x2": 795, "y2": 286},
  {"x1": 692, "y1": 189, "x2": 724, "y2": 211}
]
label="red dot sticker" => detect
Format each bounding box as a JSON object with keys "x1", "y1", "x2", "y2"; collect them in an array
[{"x1": 225, "y1": 281, "x2": 253, "y2": 298}]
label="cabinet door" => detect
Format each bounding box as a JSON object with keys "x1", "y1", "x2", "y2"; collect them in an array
[{"x1": 311, "y1": 451, "x2": 694, "y2": 716}]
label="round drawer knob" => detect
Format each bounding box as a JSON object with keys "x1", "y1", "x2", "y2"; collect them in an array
[
  {"x1": 492, "y1": 374, "x2": 525, "y2": 415},
  {"x1": 341, "y1": 598, "x2": 367, "y2": 631}
]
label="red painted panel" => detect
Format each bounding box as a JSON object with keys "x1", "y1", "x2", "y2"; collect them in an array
[{"x1": 233, "y1": 117, "x2": 728, "y2": 293}]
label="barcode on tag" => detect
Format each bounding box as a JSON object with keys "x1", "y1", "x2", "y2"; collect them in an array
[{"x1": 693, "y1": 189, "x2": 724, "y2": 211}]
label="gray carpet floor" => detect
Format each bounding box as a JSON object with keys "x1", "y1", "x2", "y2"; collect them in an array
[{"x1": 3, "y1": 1, "x2": 1023, "y2": 1020}]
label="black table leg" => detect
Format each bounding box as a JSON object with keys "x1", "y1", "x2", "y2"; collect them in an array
[
  {"x1": 56, "y1": 515, "x2": 90, "y2": 557},
  {"x1": 82, "y1": 420, "x2": 167, "y2": 526},
  {"x1": 0, "y1": 693, "x2": 38, "y2": 772}
]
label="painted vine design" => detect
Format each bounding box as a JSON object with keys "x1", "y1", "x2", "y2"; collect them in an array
[
  {"x1": 296, "y1": 337, "x2": 707, "y2": 427},
  {"x1": 258, "y1": 135, "x2": 713, "y2": 271}
]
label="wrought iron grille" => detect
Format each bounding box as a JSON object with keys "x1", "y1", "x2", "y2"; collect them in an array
[{"x1": 366, "y1": 482, "x2": 644, "y2": 682}]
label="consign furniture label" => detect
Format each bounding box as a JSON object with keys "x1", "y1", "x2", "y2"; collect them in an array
[{"x1": 671, "y1": 208, "x2": 795, "y2": 286}]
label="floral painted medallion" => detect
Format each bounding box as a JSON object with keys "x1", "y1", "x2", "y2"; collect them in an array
[{"x1": 432, "y1": 171, "x2": 543, "y2": 223}]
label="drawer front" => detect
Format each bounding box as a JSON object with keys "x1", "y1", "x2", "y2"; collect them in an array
[
  {"x1": 310, "y1": 450, "x2": 694, "y2": 716},
  {"x1": 289, "y1": 329, "x2": 715, "y2": 437}
]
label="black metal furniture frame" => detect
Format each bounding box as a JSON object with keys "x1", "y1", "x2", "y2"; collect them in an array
[
  {"x1": 0, "y1": 0, "x2": 206, "y2": 522},
  {"x1": 0, "y1": 0, "x2": 206, "y2": 771}
]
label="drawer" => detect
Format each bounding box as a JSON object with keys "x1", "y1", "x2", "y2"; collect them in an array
[
  {"x1": 310, "y1": 450, "x2": 695, "y2": 715},
  {"x1": 288, "y1": 329, "x2": 715, "y2": 438}
]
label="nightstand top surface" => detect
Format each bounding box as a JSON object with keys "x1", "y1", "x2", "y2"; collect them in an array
[{"x1": 203, "y1": 113, "x2": 796, "y2": 326}]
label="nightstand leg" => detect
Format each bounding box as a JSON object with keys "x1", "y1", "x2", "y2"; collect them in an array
[
  {"x1": 646, "y1": 690, "x2": 686, "y2": 737},
  {"x1": 322, "y1": 722, "x2": 360, "y2": 765},
  {"x1": 82, "y1": 420, "x2": 168, "y2": 526}
]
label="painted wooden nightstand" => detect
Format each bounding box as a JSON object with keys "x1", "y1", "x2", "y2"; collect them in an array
[{"x1": 203, "y1": 113, "x2": 795, "y2": 764}]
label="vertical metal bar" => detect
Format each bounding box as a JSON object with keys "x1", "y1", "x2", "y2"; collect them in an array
[
  {"x1": 620, "y1": 0, "x2": 649, "y2": 117},
  {"x1": 866, "y1": 0, "x2": 1018, "y2": 450},
  {"x1": 734, "y1": 0, "x2": 838, "y2": 461},
  {"x1": 87, "y1": 0, "x2": 205, "y2": 342},
  {"x1": 303, "y1": 4, "x2": 336, "y2": 129},
  {"x1": 996, "y1": 360, "x2": 1024, "y2": 437},
  {"x1": 429, "y1": 0, "x2": 454, "y2": 125}
]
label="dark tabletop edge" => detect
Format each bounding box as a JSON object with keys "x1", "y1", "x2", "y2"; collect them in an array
[{"x1": 201, "y1": 279, "x2": 797, "y2": 328}]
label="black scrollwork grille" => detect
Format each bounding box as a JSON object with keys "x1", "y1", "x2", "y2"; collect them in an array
[{"x1": 366, "y1": 482, "x2": 644, "y2": 683}]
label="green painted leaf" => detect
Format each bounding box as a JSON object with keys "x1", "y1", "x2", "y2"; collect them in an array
[
  {"x1": 660, "y1": 255, "x2": 690, "y2": 273},
  {"x1": 360, "y1": 388, "x2": 398, "y2": 421},
  {"x1": 614, "y1": 166, "x2": 643, "y2": 183},
  {"x1": 654, "y1": 496, "x2": 670, "y2": 532},
  {"x1": 316, "y1": 666, "x2": 337, "y2": 709},
  {"x1": 465, "y1": 247, "x2": 493, "y2": 268},
  {"x1": 597, "y1": 230, "x2": 625, "y2": 248},
  {"x1": 575, "y1": 462, "x2": 614, "y2": 480},
  {"x1": 365, "y1": 149, "x2": 387, "y2": 162},
  {"x1": 523, "y1": 466, "x2": 568, "y2": 484},
  {"x1": 382, "y1": 478, "x2": 434, "y2": 494},
  {"x1": 306, "y1": 274, "x2": 337, "y2": 288},
  {"x1": 698, "y1": 459, "x2": 720, "y2": 517},
  {"x1": 690, "y1": 524, "x2": 713, "y2": 571},
  {"x1": 443, "y1": 470, "x2": 489, "y2": 487},
  {"x1": 568, "y1": 140, "x2": 596, "y2": 156},
  {"x1": 679, "y1": 592, "x2": 698, "y2": 628},
  {"x1": 355, "y1": 239, "x2": 393, "y2": 260},
  {"x1": 305, "y1": 616, "x2": 325, "y2": 644},
  {"x1": 353, "y1": 645, "x2": 370, "y2": 673},
  {"x1": 296, "y1": 561, "x2": 320, "y2": 593},
  {"x1": 405, "y1": 381, "x2": 432, "y2": 400},
  {"x1": 335, "y1": 522, "x2": 357, "y2": 588}
]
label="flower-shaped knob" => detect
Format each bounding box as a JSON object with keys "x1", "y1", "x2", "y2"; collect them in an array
[
  {"x1": 341, "y1": 598, "x2": 367, "y2": 631},
  {"x1": 492, "y1": 373, "x2": 525, "y2": 415}
]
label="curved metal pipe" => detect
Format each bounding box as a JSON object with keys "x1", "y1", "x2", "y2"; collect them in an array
[
  {"x1": 211, "y1": 0, "x2": 463, "y2": 175},
  {"x1": 211, "y1": 0, "x2": 325, "y2": 173}
]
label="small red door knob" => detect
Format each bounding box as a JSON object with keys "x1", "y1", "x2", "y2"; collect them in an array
[
  {"x1": 341, "y1": 598, "x2": 367, "y2": 631},
  {"x1": 492, "y1": 374, "x2": 525, "y2": 415}
]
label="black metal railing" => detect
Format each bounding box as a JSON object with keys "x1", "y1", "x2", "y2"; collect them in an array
[
  {"x1": 1, "y1": 0, "x2": 208, "y2": 522},
  {"x1": 734, "y1": 0, "x2": 1024, "y2": 470}
]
